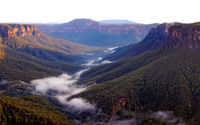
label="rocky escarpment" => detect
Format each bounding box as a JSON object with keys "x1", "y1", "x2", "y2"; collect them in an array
[
  {"x1": 164, "y1": 22, "x2": 200, "y2": 49},
  {"x1": 0, "y1": 24, "x2": 40, "y2": 39},
  {"x1": 142, "y1": 23, "x2": 170, "y2": 44}
]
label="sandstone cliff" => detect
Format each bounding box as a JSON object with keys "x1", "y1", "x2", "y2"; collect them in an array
[
  {"x1": 0, "y1": 24, "x2": 40, "y2": 39},
  {"x1": 164, "y1": 22, "x2": 200, "y2": 49}
]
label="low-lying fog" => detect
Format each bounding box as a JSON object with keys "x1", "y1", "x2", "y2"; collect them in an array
[{"x1": 31, "y1": 47, "x2": 118, "y2": 112}]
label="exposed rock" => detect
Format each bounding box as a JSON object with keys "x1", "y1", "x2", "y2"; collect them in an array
[
  {"x1": 0, "y1": 24, "x2": 40, "y2": 39},
  {"x1": 164, "y1": 22, "x2": 200, "y2": 49},
  {"x1": 112, "y1": 98, "x2": 126, "y2": 115}
]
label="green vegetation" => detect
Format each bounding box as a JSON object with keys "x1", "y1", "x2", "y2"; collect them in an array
[
  {"x1": 80, "y1": 49, "x2": 169, "y2": 85},
  {"x1": 0, "y1": 94, "x2": 74, "y2": 125},
  {"x1": 0, "y1": 48, "x2": 81, "y2": 82},
  {"x1": 76, "y1": 46, "x2": 200, "y2": 124},
  {"x1": 0, "y1": 24, "x2": 91, "y2": 82},
  {"x1": 0, "y1": 45, "x2": 4, "y2": 59},
  {"x1": 0, "y1": 80, "x2": 33, "y2": 97},
  {"x1": 0, "y1": 24, "x2": 96, "y2": 66}
]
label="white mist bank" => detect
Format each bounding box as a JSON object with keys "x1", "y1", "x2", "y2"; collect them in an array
[
  {"x1": 104, "y1": 46, "x2": 119, "y2": 53},
  {"x1": 31, "y1": 68, "x2": 95, "y2": 112}
]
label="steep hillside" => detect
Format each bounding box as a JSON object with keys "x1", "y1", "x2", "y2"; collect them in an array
[
  {"x1": 0, "y1": 95, "x2": 74, "y2": 125},
  {"x1": 75, "y1": 22, "x2": 200, "y2": 125},
  {"x1": 0, "y1": 48, "x2": 81, "y2": 82},
  {"x1": 105, "y1": 23, "x2": 171, "y2": 60},
  {"x1": 38, "y1": 19, "x2": 158, "y2": 47},
  {"x1": 0, "y1": 24, "x2": 87, "y2": 82},
  {"x1": 80, "y1": 49, "x2": 169, "y2": 85}
]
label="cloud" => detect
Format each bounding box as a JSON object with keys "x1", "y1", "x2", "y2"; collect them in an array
[
  {"x1": 97, "y1": 57, "x2": 102, "y2": 61},
  {"x1": 104, "y1": 46, "x2": 119, "y2": 53},
  {"x1": 81, "y1": 60, "x2": 97, "y2": 67},
  {"x1": 31, "y1": 69, "x2": 95, "y2": 111},
  {"x1": 108, "y1": 46, "x2": 119, "y2": 51},
  {"x1": 56, "y1": 95, "x2": 95, "y2": 111},
  {"x1": 101, "y1": 60, "x2": 112, "y2": 64},
  {"x1": 151, "y1": 111, "x2": 186, "y2": 125}
]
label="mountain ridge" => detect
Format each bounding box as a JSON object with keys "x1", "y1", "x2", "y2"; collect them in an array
[
  {"x1": 37, "y1": 19, "x2": 158, "y2": 47},
  {"x1": 100, "y1": 19, "x2": 136, "y2": 24}
]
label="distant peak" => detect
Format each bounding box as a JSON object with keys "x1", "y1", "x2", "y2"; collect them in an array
[
  {"x1": 66, "y1": 19, "x2": 99, "y2": 25},
  {"x1": 100, "y1": 19, "x2": 136, "y2": 24}
]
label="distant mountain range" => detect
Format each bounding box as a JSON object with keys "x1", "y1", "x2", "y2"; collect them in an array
[
  {"x1": 37, "y1": 19, "x2": 158, "y2": 47},
  {"x1": 100, "y1": 19, "x2": 136, "y2": 24}
]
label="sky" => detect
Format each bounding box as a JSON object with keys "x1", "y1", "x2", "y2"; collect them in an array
[{"x1": 0, "y1": 0, "x2": 199, "y2": 24}]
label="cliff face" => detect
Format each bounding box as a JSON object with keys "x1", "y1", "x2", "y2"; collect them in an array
[
  {"x1": 0, "y1": 24, "x2": 40, "y2": 39},
  {"x1": 164, "y1": 23, "x2": 200, "y2": 49},
  {"x1": 143, "y1": 23, "x2": 170, "y2": 43}
]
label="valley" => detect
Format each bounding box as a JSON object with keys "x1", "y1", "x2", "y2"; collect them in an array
[
  {"x1": 1, "y1": 21, "x2": 200, "y2": 125},
  {"x1": 0, "y1": 0, "x2": 199, "y2": 124}
]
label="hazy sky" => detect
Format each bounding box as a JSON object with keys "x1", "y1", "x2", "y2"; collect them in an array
[{"x1": 0, "y1": 0, "x2": 199, "y2": 24}]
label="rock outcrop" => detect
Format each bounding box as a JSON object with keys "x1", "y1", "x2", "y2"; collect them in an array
[
  {"x1": 143, "y1": 23, "x2": 170, "y2": 44},
  {"x1": 164, "y1": 23, "x2": 200, "y2": 49},
  {"x1": 0, "y1": 24, "x2": 40, "y2": 39}
]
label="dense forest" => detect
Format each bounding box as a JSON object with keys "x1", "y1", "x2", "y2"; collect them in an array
[
  {"x1": 76, "y1": 46, "x2": 200, "y2": 124},
  {"x1": 74, "y1": 22, "x2": 200, "y2": 124},
  {"x1": 0, "y1": 95, "x2": 74, "y2": 125}
]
